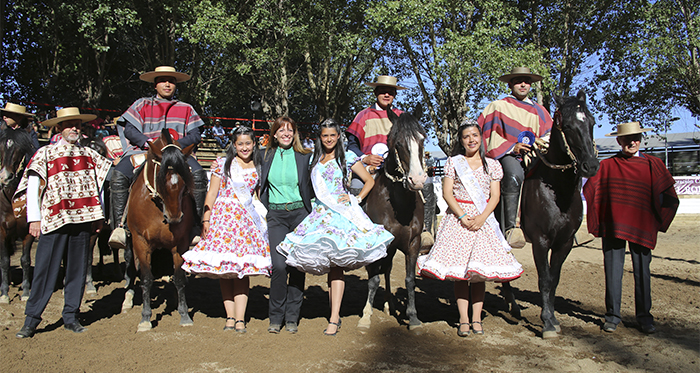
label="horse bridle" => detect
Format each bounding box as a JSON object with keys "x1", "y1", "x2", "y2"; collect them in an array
[
  {"x1": 142, "y1": 143, "x2": 182, "y2": 203},
  {"x1": 383, "y1": 148, "x2": 427, "y2": 203},
  {"x1": 535, "y1": 108, "x2": 597, "y2": 172}
]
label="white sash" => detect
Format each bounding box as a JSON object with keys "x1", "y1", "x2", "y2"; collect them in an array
[
  {"x1": 451, "y1": 155, "x2": 511, "y2": 252},
  {"x1": 229, "y1": 159, "x2": 268, "y2": 239},
  {"x1": 311, "y1": 161, "x2": 374, "y2": 232}
]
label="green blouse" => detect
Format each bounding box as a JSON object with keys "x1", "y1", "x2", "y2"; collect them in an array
[{"x1": 268, "y1": 147, "x2": 303, "y2": 204}]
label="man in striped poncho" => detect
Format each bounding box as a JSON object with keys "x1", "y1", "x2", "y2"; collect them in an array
[{"x1": 477, "y1": 67, "x2": 553, "y2": 248}]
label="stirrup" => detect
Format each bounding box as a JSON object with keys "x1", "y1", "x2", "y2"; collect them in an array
[
  {"x1": 108, "y1": 227, "x2": 128, "y2": 250},
  {"x1": 505, "y1": 228, "x2": 526, "y2": 249}
]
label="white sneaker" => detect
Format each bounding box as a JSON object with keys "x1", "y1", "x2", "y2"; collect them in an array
[{"x1": 108, "y1": 227, "x2": 128, "y2": 250}]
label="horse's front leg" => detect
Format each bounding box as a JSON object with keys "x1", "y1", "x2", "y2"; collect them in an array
[
  {"x1": 500, "y1": 282, "x2": 521, "y2": 319},
  {"x1": 0, "y1": 238, "x2": 10, "y2": 304},
  {"x1": 358, "y1": 262, "x2": 382, "y2": 330},
  {"x1": 172, "y1": 248, "x2": 193, "y2": 327},
  {"x1": 132, "y1": 238, "x2": 154, "y2": 332},
  {"x1": 546, "y1": 238, "x2": 575, "y2": 333},
  {"x1": 405, "y1": 237, "x2": 422, "y2": 330},
  {"x1": 19, "y1": 235, "x2": 34, "y2": 301},
  {"x1": 532, "y1": 241, "x2": 558, "y2": 338}
]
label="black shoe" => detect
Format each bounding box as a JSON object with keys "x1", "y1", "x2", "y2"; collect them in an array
[
  {"x1": 457, "y1": 322, "x2": 471, "y2": 337},
  {"x1": 268, "y1": 323, "x2": 282, "y2": 334},
  {"x1": 640, "y1": 324, "x2": 656, "y2": 334},
  {"x1": 16, "y1": 325, "x2": 36, "y2": 339},
  {"x1": 223, "y1": 317, "x2": 236, "y2": 331},
  {"x1": 602, "y1": 322, "x2": 617, "y2": 333},
  {"x1": 64, "y1": 322, "x2": 87, "y2": 333},
  {"x1": 234, "y1": 320, "x2": 247, "y2": 334},
  {"x1": 285, "y1": 321, "x2": 298, "y2": 334},
  {"x1": 323, "y1": 320, "x2": 342, "y2": 336}
]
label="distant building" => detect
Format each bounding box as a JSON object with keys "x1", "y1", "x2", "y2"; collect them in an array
[{"x1": 595, "y1": 132, "x2": 700, "y2": 175}]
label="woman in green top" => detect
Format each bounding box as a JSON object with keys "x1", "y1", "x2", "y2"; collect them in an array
[{"x1": 259, "y1": 117, "x2": 314, "y2": 334}]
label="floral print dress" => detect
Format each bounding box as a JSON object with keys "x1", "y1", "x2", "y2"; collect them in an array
[
  {"x1": 277, "y1": 152, "x2": 393, "y2": 275},
  {"x1": 182, "y1": 157, "x2": 271, "y2": 279}
]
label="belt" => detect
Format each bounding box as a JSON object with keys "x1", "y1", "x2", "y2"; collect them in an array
[
  {"x1": 454, "y1": 198, "x2": 489, "y2": 204},
  {"x1": 268, "y1": 201, "x2": 304, "y2": 211}
]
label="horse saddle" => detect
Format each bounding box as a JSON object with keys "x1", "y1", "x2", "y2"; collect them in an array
[{"x1": 12, "y1": 179, "x2": 45, "y2": 220}]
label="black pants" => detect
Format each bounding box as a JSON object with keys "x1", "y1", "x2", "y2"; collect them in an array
[
  {"x1": 603, "y1": 237, "x2": 654, "y2": 326},
  {"x1": 23, "y1": 223, "x2": 92, "y2": 328},
  {"x1": 267, "y1": 208, "x2": 309, "y2": 325}
]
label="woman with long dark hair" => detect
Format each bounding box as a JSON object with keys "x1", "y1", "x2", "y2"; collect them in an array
[
  {"x1": 417, "y1": 120, "x2": 522, "y2": 337},
  {"x1": 259, "y1": 116, "x2": 314, "y2": 334},
  {"x1": 181, "y1": 126, "x2": 269, "y2": 333},
  {"x1": 277, "y1": 119, "x2": 392, "y2": 335}
]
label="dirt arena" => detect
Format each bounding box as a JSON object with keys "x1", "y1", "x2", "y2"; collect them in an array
[{"x1": 0, "y1": 215, "x2": 698, "y2": 372}]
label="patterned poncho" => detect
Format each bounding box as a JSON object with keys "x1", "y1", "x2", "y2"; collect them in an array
[
  {"x1": 478, "y1": 96, "x2": 553, "y2": 160},
  {"x1": 583, "y1": 152, "x2": 679, "y2": 249},
  {"x1": 120, "y1": 97, "x2": 203, "y2": 156},
  {"x1": 15, "y1": 143, "x2": 112, "y2": 234},
  {"x1": 347, "y1": 104, "x2": 403, "y2": 155}
]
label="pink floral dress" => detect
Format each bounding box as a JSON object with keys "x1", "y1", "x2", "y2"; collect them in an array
[
  {"x1": 417, "y1": 157, "x2": 522, "y2": 282},
  {"x1": 182, "y1": 157, "x2": 271, "y2": 279}
]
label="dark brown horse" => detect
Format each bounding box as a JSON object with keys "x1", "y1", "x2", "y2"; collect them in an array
[
  {"x1": 121, "y1": 129, "x2": 196, "y2": 331},
  {"x1": 0, "y1": 129, "x2": 36, "y2": 303},
  {"x1": 520, "y1": 89, "x2": 599, "y2": 338},
  {"x1": 358, "y1": 107, "x2": 427, "y2": 330}
]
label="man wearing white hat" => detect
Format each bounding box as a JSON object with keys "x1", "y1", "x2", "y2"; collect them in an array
[
  {"x1": 15, "y1": 108, "x2": 112, "y2": 338},
  {"x1": 346, "y1": 75, "x2": 405, "y2": 194},
  {"x1": 1, "y1": 102, "x2": 41, "y2": 150},
  {"x1": 583, "y1": 121, "x2": 678, "y2": 335},
  {"x1": 110, "y1": 66, "x2": 206, "y2": 249},
  {"x1": 477, "y1": 67, "x2": 553, "y2": 248}
]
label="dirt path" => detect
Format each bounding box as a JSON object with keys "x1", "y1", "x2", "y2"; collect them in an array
[{"x1": 0, "y1": 216, "x2": 698, "y2": 372}]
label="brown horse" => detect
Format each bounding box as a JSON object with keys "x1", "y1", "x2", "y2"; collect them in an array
[
  {"x1": 0, "y1": 129, "x2": 36, "y2": 303},
  {"x1": 358, "y1": 106, "x2": 427, "y2": 330},
  {"x1": 121, "y1": 129, "x2": 196, "y2": 331}
]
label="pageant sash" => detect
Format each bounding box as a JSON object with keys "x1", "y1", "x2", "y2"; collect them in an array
[
  {"x1": 451, "y1": 155, "x2": 511, "y2": 252},
  {"x1": 311, "y1": 161, "x2": 374, "y2": 232},
  {"x1": 229, "y1": 160, "x2": 268, "y2": 238}
]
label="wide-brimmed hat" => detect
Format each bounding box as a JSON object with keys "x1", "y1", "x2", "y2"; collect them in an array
[
  {"x1": 106, "y1": 116, "x2": 120, "y2": 127},
  {"x1": 42, "y1": 107, "x2": 97, "y2": 127},
  {"x1": 499, "y1": 67, "x2": 544, "y2": 83},
  {"x1": 605, "y1": 121, "x2": 653, "y2": 137},
  {"x1": 139, "y1": 66, "x2": 191, "y2": 83},
  {"x1": 1, "y1": 103, "x2": 34, "y2": 117},
  {"x1": 365, "y1": 75, "x2": 407, "y2": 90}
]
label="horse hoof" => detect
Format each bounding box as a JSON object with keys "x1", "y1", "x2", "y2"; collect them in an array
[
  {"x1": 408, "y1": 323, "x2": 424, "y2": 332},
  {"x1": 0, "y1": 295, "x2": 9, "y2": 304},
  {"x1": 510, "y1": 308, "x2": 522, "y2": 319},
  {"x1": 137, "y1": 321, "x2": 152, "y2": 332},
  {"x1": 180, "y1": 318, "x2": 194, "y2": 327},
  {"x1": 121, "y1": 291, "x2": 134, "y2": 313},
  {"x1": 20, "y1": 295, "x2": 30, "y2": 302},
  {"x1": 554, "y1": 324, "x2": 561, "y2": 333},
  {"x1": 86, "y1": 288, "x2": 97, "y2": 296},
  {"x1": 357, "y1": 318, "x2": 371, "y2": 331},
  {"x1": 542, "y1": 330, "x2": 559, "y2": 339},
  {"x1": 383, "y1": 303, "x2": 391, "y2": 315}
]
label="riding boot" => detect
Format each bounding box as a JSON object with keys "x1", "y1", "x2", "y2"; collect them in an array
[
  {"x1": 108, "y1": 170, "x2": 130, "y2": 250},
  {"x1": 190, "y1": 169, "x2": 208, "y2": 246},
  {"x1": 502, "y1": 191, "x2": 526, "y2": 249}
]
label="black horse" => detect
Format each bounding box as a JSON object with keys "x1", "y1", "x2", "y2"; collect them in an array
[
  {"x1": 0, "y1": 129, "x2": 36, "y2": 303},
  {"x1": 358, "y1": 107, "x2": 428, "y2": 330},
  {"x1": 520, "y1": 89, "x2": 600, "y2": 338}
]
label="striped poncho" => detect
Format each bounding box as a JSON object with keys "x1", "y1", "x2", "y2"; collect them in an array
[
  {"x1": 477, "y1": 96, "x2": 553, "y2": 160},
  {"x1": 347, "y1": 104, "x2": 403, "y2": 155},
  {"x1": 583, "y1": 152, "x2": 679, "y2": 249}
]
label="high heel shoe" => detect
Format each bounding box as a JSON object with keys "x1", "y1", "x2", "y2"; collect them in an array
[
  {"x1": 457, "y1": 322, "x2": 471, "y2": 337},
  {"x1": 472, "y1": 321, "x2": 484, "y2": 335},
  {"x1": 323, "y1": 320, "x2": 342, "y2": 336},
  {"x1": 223, "y1": 317, "x2": 236, "y2": 331},
  {"x1": 234, "y1": 320, "x2": 247, "y2": 334}
]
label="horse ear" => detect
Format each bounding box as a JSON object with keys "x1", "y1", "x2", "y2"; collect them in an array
[
  {"x1": 554, "y1": 94, "x2": 564, "y2": 107},
  {"x1": 386, "y1": 107, "x2": 399, "y2": 122},
  {"x1": 576, "y1": 89, "x2": 587, "y2": 102},
  {"x1": 413, "y1": 103, "x2": 423, "y2": 120},
  {"x1": 182, "y1": 143, "x2": 196, "y2": 158}
]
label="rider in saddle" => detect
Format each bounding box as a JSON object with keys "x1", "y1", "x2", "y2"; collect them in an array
[
  {"x1": 109, "y1": 66, "x2": 206, "y2": 249},
  {"x1": 477, "y1": 67, "x2": 553, "y2": 248}
]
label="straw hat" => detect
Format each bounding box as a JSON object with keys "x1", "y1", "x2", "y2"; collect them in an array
[
  {"x1": 42, "y1": 107, "x2": 97, "y2": 127},
  {"x1": 106, "y1": 116, "x2": 120, "y2": 127},
  {"x1": 1, "y1": 103, "x2": 34, "y2": 117},
  {"x1": 498, "y1": 67, "x2": 544, "y2": 83},
  {"x1": 365, "y1": 75, "x2": 407, "y2": 90},
  {"x1": 605, "y1": 121, "x2": 653, "y2": 137},
  {"x1": 139, "y1": 66, "x2": 191, "y2": 83}
]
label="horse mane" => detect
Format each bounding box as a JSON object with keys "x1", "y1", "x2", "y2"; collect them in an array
[
  {"x1": 0, "y1": 128, "x2": 36, "y2": 165},
  {"x1": 387, "y1": 109, "x2": 427, "y2": 150},
  {"x1": 555, "y1": 90, "x2": 594, "y2": 128},
  {"x1": 156, "y1": 144, "x2": 194, "y2": 196}
]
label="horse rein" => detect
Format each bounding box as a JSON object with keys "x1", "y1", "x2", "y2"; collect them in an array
[
  {"x1": 535, "y1": 108, "x2": 596, "y2": 172},
  {"x1": 142, "y1": 143, "x2": 182, "y2": 202}
]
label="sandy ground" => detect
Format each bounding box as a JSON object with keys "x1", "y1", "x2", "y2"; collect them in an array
[{"x1": 0, "y1": 215, "x2": 698, "y2": 372}]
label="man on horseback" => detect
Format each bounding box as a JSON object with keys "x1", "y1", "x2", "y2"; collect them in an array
[
  {"x1": 583, "y1": 121, "x2": 678, "y2": 335},
  {"x1": 346, "y1": 75, "x2": 405, "y2": 195},
  {"x1": 109, "y1": 66, "x2": 207, "y2": 249},
  {"x1": 477, "y1": 67, "x2": 553, "y2": 248},
  {"x1": 15, "y1": 108, "x2": 112, "y2": 338}
]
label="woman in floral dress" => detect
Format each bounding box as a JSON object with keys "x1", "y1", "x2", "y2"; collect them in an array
[
  {"x1": 182, "y1": 126, "x2": 270, "y2": 333},
  {"x1": 417, "y1": 120, "x2": 522, "y2": 337},
  {"x1": 277, "y1": 119, "x2": 393, "y2": 336}
]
